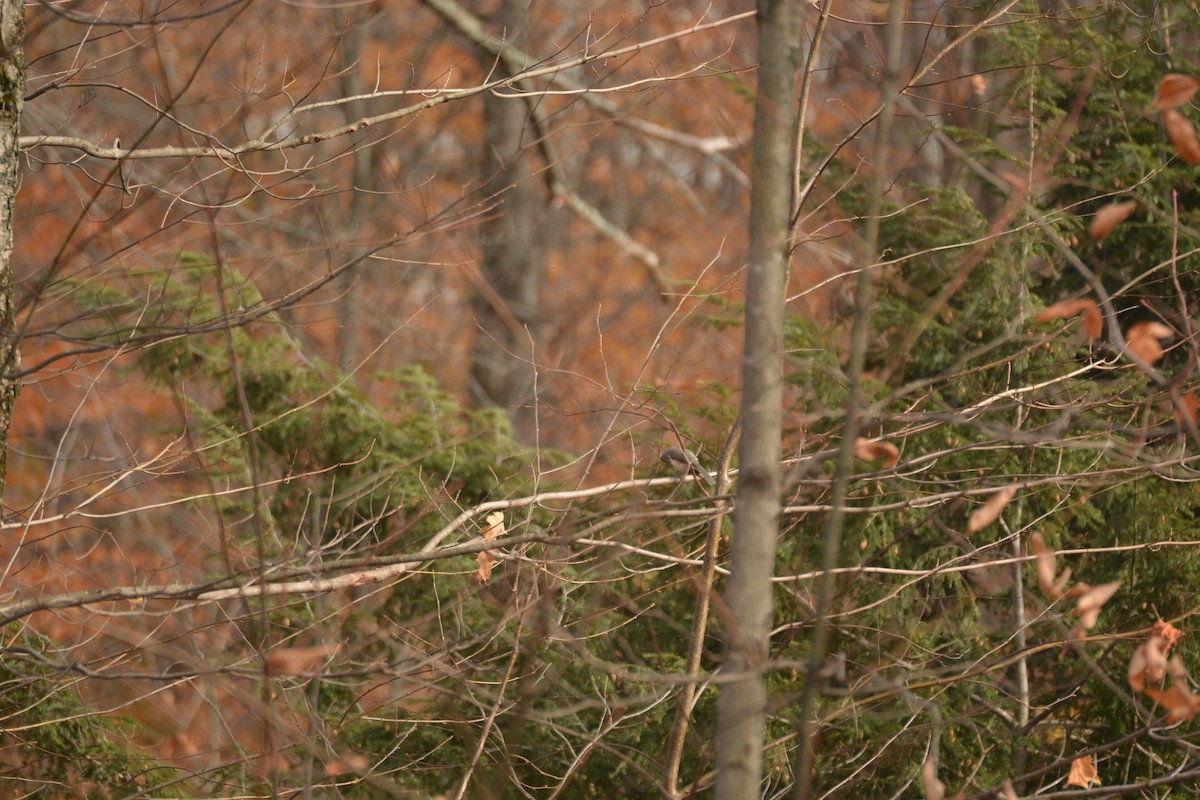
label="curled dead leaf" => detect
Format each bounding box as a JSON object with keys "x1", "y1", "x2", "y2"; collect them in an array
[
  {"x1": 1088, "y1": 200, "x2": 1137, "y2": 241},
  {"x1": 1125, "y1": 321, "x2": 1174, "y2": 367},
  {"x1": 1134, "y1": 321, "x2": 1174, "y2": 341},
  {"x1": 1131, "y1": 629, "x2": 1176, "y2": 691},
  {"x1": 1126, "y1": 335, "x2": 1163, "y2": 366},
  {"x1": 324, "y1": 754, "x2": 369, "y2": 776},
  {"x1": 1035, "y1": 299, "x2": 1102, "y2": 343},
  {"x1": 1152, "y1": 619, "x2": 1184, "y2": 649},
  {"x1": 476, "y1": 511, "x2": 506, "y2": 582},
  {"x1": 967, "y1": 486, "x2": 1017, "y2": 534},
  {"x1": 1129, "y1": 644, "x2": 1148, "y2": 691},
  {"x1": 1066, "y1": 755, "x2": 1101, "y2": 789},
  {"x1": 1075, "y1": 580, "x2": 1121, "y2": 617},
  {"x1": 264, "y1": 645, "x2": 335, "y2": 677},
  {"x1": 1145, "y1": 635, "x2": 1168, "y2": 683},
  {"x1": 1164, "y1": 109, "x2": 1200, "y2": 164},
  {"x1": 1168, "y1": 654, "x2": 1190, "y2": 684},
  {"x1": 1175, "y1": 391, "x2": 1199, "y2": 427},
  {"x1": 1031, "y1": 532, "x2": 1060, "y2": 599},
  {"x1": 475, "y1": 550, "x2": 498, "y2": 583},
  {"x1": 1143, "y1": 663, "x2": 1200, "y2": 723},
  {"x1": 481, "y1": 511, "x2": 505, "y2": 541},
  {"x1": 1154, "y1": 74, "x2": 1200, "y2": 111},
  {"x1": 854, "y1": 438, "x2": 900, "y2": 468},
  {"x1": 1051, "y1": 567, "x2": 1073, "y2": 601}
]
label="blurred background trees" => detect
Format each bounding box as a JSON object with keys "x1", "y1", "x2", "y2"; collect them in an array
[{"x1": 4, "y1": 1, "x2": 1200, "y2": 798}]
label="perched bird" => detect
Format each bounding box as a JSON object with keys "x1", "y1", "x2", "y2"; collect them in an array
[{"x1": 660, "y1": 446, "x2": 714, "y2": 485}]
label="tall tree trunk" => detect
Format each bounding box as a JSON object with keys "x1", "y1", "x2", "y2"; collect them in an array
[
  {"x1": 469, "y1": 0, "x2": 540, "y2": 439},
  {"x1": 334, "y1": 10, "x2": 374, "y2": 374},
  {"x1": 713, "y1": 0, "x2": 799, "y2": 797},
  {"x1": 0, "y1": 0, "x2": 23, "y2": 496}
]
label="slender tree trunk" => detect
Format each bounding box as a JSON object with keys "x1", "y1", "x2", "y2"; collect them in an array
[
  {"x1": 713, "y1": 0, "x2": 799, "y2": 797},
  {"x1": 0, "y1": 0, "x2": 23, "y2": 496},
  {"x1": 469, "y1": 0, "x2": 540, "y2": 439},
  {"x1": 334, "y1": 11, "x2": 374, "y2": 374}
]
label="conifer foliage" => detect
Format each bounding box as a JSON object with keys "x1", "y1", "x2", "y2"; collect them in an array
[{"x1": 2, "y1": 2, "x2": 1200, "y2": 798}]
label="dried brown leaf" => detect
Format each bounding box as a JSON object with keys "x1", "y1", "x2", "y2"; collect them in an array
[
  {"x1": 1154, "y1": 74, "x2": 1200, "y2": 111},
  {"x1": 1088, "y1": 200, "x2": 1137, "y2": 241},
  {"x1": 854, "y1": 438, "x2": 900, "y2": 468},
  {"x1": 1144, "y1": 680, "x2": 1200, "y2": 723},
  {"x1": 264, "y1": 645, "x2": 335, "y2": 677},
  {"x1": 1125, "y1": 321, "x2": 1172, "y2": 367},
  {"x1": 1168, "y1": 654, "x2": 1190, "y2": 684},
  {"x1": 967, "y1": 486, "x2": 1017, "y2": 534},
  {"x1": 475, "y1": 550, "x2": 498, "y2": 584},
  {"x1": 1035, "y1": 299, "x2": 1102, "y2": 343},
  {"x1": 1051, "y1": 567, "x2": 1073, "y2": 601},
  {"x1": 1031, "y1": 532, "x2": 1059, "y2": 598},
  {"x1": 1128, "y1": 335, "x2": 1164, "y2": 365},
  {"x1": 324, "y1": 754, "x2": 369, "y2": 776},
  {"x1": 1152, "y1": 619, "x2": 1185, "y2": 649},
  {"x1": 1029, "y1": 531, "x2": 1048, "y2": 555},
  {"x1": 1129, "y1": 643, "x2": 1148, "y2": 691},
  {"x1": 1066, "y1": 755, "x2": 1101, "y2": 789},
  {"x1": 1134, "y1": 321, "x2": 1174, "y2": 341},
  {"x1": 482, "y1": 511, "x2": 505, "y2": 541},
  {"x1": 1175, "y1": 391, "x2": 1199, "y2": 428},
  {"x1": 1146, "y1": 636, "x2": 1169, "y2": 683},
  {"x1": 1164, "y1": 109, "x2": 1200, "y2": 164},
  {"x1": 1076, "y1": 580, "x2": 1122, "y2": 616}
]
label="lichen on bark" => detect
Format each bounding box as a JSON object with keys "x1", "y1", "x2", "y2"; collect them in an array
[{"x1": 0, "y1": 0, "x2": 24, "y2": 496}]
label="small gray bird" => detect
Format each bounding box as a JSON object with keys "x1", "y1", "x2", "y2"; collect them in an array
[{"x1": 660, "y1": 446, "x2": 714, "y2": 485}]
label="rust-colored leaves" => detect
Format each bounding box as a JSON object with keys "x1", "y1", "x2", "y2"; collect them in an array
[
  {"x1": 1164, "y1": 109, "x2": 1200, "y2": 164},
  {"x1": 265, "y1": 645, "x2": 335, "y2": 677},
  {"x1": 1124, "y1": 321, "x2": 1174, "y2": 367},
  {"x1": 1066, "y1": 755, "x2": 1101, "y2": 789},
  {"x1": 854, "y1": 437, "x2": 900, "y2": 468},
  {"x1": 1088, "y1": 200, "x2": 1137, "y2": 241},
  {"x1": 1141, "y1": 656, "x2": 1200, "y2": 723},
  {"x1": 1072, "y1": 580, "x2": 1122, "y2": 630},
  {"x1": 1176, "y1": 390, "x2": 1199, "y2": 427},
  {"x1": 1035, "y1": 299, "x2": 1103, "y2": 344},
  {"x1": 475, "y1": 510, "x2": 506, "y2": 583},
  {"x1": 1029, "y1": 532, "x2": 1120, "y2": 636},
  {"x1": 1153, "y1": 74, "x2": 1200, "y2": 111},
  {"x1": 967, "y1": 486, "x2": 1016, "y2": 534},
  {"x1": 1153, "y1": 74, "x2": 1200, "y2": 163},
  {"x1": 1128, "y1": 620, "x2": 1182, "y2": 692}
]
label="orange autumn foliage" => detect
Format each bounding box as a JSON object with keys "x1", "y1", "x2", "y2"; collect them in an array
[
  {"x1": 967, "y1": 486, "x2": 1016, "y2": 534},
  {"x1": 1035, "y1": 299, "x2": 1102, "y2": 343},
  {"x1": 1066, "y1": 755, "x2": 1100, "y2": 789},
  {"x1": 1153, "y1": 74, "x2": 1200, "y2": 110},
  {"x1": 853, "y1": 438, "x2": 900, "y2": 468},
  {"x1": 1124, "y1": 321, "x2": 1174, "y2": 367},
  {"x1": 1163, "y1": 109, "x2": 1200, "y2": 164},
  {"x1": 1088, "y1": 200, "x2": 1137, "y2": 241}
]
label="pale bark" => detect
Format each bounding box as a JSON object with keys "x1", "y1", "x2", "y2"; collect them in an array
[
  {"x1": 713, "y1": 0, "x2": 799, "y2": 796},
  {"x1": 0, "y1": 0, "x2": 22, "y2": 495}
]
